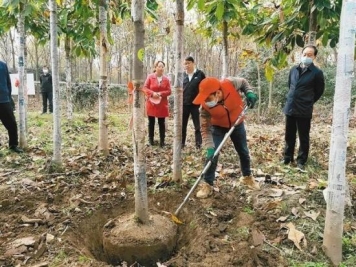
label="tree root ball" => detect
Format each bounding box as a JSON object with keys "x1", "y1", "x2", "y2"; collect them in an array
[{"x1": 102, "y1": 213, "x2": 177, "y2": 266}]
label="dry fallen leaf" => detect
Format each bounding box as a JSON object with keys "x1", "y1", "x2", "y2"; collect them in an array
[
  {"x1": 268, "y1": 189, "x2": 284, "y2": 197},
  {"x1": 291, "y1": 207, "x2": 299, "y2": 217},
  {"x1": 286, "y1": 222, "x2": 307, "y2": 250},
  {"x1": 263, "y1": 200, "x2": 282, "y2": 211},
  {"x1": 276, "y1": 215, "x2": 289, "y2": 222},
  {"x1": 252, "y1": 228, "x2": 265, "y2": 246},
  {"x1": 303, "y1": 210, "x2": 320, "y2": 221},
  {"x1": 299, "y1": 198, "x2": 306, "y2": 205}
]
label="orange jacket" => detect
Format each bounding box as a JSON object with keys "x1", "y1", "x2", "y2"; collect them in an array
[{"x1": 201, "y1": 79, "x2": 244, "y2": 128}]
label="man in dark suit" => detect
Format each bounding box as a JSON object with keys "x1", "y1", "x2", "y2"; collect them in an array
[{"x1": 182, "y1": 56, "x2": 206, "y2": 149}]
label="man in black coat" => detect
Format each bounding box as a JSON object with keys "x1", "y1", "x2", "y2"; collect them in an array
[
  {"x1": 39, "y1": 66, "x2": 53, "y2": 114},
  {"x1": 0, "y1": 60, "x2": 23, "y2": 154},
  {"x1": 182, "y1": 56, "x2": 206, "y2": 149},
  {"x1": 283, "y1": 45, "x2": 325, "y2": 170}
]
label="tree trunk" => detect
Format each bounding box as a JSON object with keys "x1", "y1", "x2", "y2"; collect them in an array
[
  {"x1": 49, "y1": 0, "x2": 62, "y2": 164},
  {"x1": 268, "y1": 79, "x2": 273, "y2": 109},
  {"x1": 132, "y1": 0, "x2": 148, "y2": 224},
  {"x1": 9, "y1": 31, "x2": 16, "y2": 71},
  {"x1": 98, "y1": 0, "x2": 109, "y2": 155},
  {"x1": 323, "y1": 1, "x2": 356, "y2": 265},
  {"x1": 307, "y1": 0, "x2": 317, "y2": 45},
  {"x1": 221, "y1": 20, "x2": 229, "y2": 78},
  {"x1": 17, "y1": 3, "x2": 27, "y2": 148},
  {"x1": 256, "y1": 60, "x2": 261, "y2": 121},
  {"x1": 65, "y1": 36, "x2": 73, "y2": 120},
  {"x1": 34, "y1": 41, "x2": 39, "y2": 81},
  {"x1": 172, "y1": 0, "x2": 184, "y2": 182}
]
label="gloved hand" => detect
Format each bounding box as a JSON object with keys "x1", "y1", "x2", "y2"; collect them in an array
[
  {"x1": 206, "y1": 147, "x2": 215, "y2": 159},
  {"x1": 246, "y1": 92, "x2": 258, "y2": 108}
]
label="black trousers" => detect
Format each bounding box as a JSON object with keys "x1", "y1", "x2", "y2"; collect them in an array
[
  {"x1": 0, "y1": 102, "x2": 19, "y2": 148},
  {"x1": 182, "y1": 105, "x2": 202, "y2": 147},
  {"x1": 148, "y1": 116, "x2": 165, "y2": 142},
  {"x1": 42, "y1": 91, "x2": 53, "y2": 113},
  {"x1": 284, "y1": 115, "x2": 311, "y2": 165}
]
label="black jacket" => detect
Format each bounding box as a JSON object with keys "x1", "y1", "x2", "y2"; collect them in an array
[
  {"x1": 183, "y1": 69, "x2": 205, "y2": 106},
  {"x1": 39, "y1": 73, "x2": 53, "y2": 93},
  {"x1": 283, "y1": 63, "x2": 325, "y2": 118}
]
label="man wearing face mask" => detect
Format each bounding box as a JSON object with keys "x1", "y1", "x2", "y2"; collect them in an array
[
  {"x1": 39, "y1": 66, "x2": 53, "y2": 114},
  {"x1": 282, "y1": 45, "x2": 325, "y2": 171},
  {"x1": 192, "y1": 77, "x2": 259, "y2": 199}
]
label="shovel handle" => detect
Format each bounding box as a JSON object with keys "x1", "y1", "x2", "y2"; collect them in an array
[{"x1": 174, "y1": 106, "x2": 248, "y2": 216}]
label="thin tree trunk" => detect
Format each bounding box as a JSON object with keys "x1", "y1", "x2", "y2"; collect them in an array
[
  {"x1": 307, "y1": 0, "x2": 317, "y2": 45},
  {"x1": 323, "y1": 1, "x2": 356, "y2": 265},
  {"x1": 221, "y1": 20, "x2": 228, "y2": 78},
  {"x1": 268, "y1": 79, "x2": 273, "y2": 109},
  {"x1": 132, "y1": 0, "x2": 148, "y2": 224},
  {"x1": 34, "y1": 41, "x2": 39, "y2": 81},
  {"x1": 98, "y1": 0, "x2": 109, "y2": 155},
  {"x1": 256, "y1": 61, "x2": 261, "y2": 121},
  {"x1": 9, "y1": 31, "x2": 16, "y2": 71},
  {"x1": 49, "y1": 0, "x2": 62, "y2": 164},
  {"x1": 65, "y1": 36, "x2": 73, "y2": 120},
  {"x1": 172, "y1": 0, "x2": 184, "y2": 182},
  {"x1": 17, "y1": 3, "x2": 27, "y2": 148}
]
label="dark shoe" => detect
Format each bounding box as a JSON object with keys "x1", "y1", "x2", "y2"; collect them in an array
[
  {"x1": 9, "y1": 146, "x2": 23, "y2": 153},
  {"x1": 282, "y1": 158, "x2": 293, "y2": 165},
  {"x1": 159, "y1": 141, "x2": 165, "y2": 147},
  {"x1": 296, "y1": 163, "x2": 306, "y2": 172},
  {"x1": 149, "y1": 138, "x2": 154, "y2": 146},
  {"x1": 196, "y1": 144, "x2": 201, "y2": 149}
]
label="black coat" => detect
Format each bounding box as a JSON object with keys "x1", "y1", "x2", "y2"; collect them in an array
[
  {"x1": 39, "y1": 73, "x2": 53, "y2": 93},
  {"x1": 183, "y1": 69, "x2": 205, "y2": 106},
  {"x1": 283, "y1": 63, "x2": 325, "y2": 118}
]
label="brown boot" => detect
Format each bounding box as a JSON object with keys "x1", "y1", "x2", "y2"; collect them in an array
[
  {"x1": 196, "y1": 182, "x2": 213, "y2": 199},
  {"x1": 239, "y1": 175, "x2": 260, "y2": 190}
]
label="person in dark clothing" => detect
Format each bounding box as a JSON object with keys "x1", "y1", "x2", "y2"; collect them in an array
[
  {"x1": 182, "y1": 56, "x2": 206, "y2": 149},
  {"x1": 282, "y1": 45, "x2": 325, "y2": 170},
  {"x1": 0, "y1": 60, "x2": 23, "y2": 154},
  {"x1": 39, "y1": 66, "x2": 53, "y2": 114}
]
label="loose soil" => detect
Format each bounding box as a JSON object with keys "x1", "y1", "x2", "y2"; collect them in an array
[{"x1": 1, "y1": 106, "x2": 356, "y2": 267}]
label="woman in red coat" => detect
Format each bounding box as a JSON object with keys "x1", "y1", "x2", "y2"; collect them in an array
[{"x1": 144, "y1": 61, "x2": 171, "y2": 147}]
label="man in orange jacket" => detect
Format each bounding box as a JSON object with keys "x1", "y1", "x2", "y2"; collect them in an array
[{"x1": 192, "y1": 77, "x2": 259, "y2": 198}]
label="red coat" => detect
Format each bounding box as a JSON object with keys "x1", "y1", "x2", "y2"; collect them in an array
[{"x1": 144, "y1": 73, "x2": 171, "y2": 118}]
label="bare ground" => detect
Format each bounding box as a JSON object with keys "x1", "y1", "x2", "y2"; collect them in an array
[{"x1": 1, "y1": 106, "x2": 356, "y2": 267}]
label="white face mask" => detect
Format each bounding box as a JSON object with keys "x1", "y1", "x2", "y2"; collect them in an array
[
  {"x1": 205, "y1": 94, "x2": 218, "y2": 108},
  {"x1": 43, "y1": 69, "x2": 48, "y2": 74},
  {"x1": 301, "y1": 57, "x2": 313, "y2": 66}
]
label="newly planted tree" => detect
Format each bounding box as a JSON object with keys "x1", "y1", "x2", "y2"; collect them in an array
[
  {"x1": 323, "y1": 0, "x2": 356, "y2": 265},
  {"x1": 131, "y1": 0, "x2": 148, "y2": 223},
  {"x1": 172, "y1": 0, "x2": 184, "y2": 182}
]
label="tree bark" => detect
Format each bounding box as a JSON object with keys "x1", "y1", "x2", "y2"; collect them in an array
[
  {"x1": 65, "y1": 36, "x2": 73, "y2": 120},
  {"x1": 49, "y1": 0, "x2": 62, "y2": 164},
  {"x1": 221, "y1": 20, "x2": 229, "y2": 78},
  {"x1": 172, "y1": 0, "x2": 184, "y2": 182},
  {"x1": 132, "y1": 0, "x2": 148, "y2": 224},
  {"x1": 17, "y1": 3, "x2": 27, "y2": 148},
  {"x1": 98, "y1": 0, "x2": 109, "y2": 155},
  {"x1": 323, "y1": 1, "x2": 356, "y2": 265},
  {"x1": 307, "y1": 0, "x2": 317, "y2": 45}
]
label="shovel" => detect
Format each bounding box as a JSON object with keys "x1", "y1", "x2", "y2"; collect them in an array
[{"x1": 171, "y1": 106, "x2": 248, "y2": 223}]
